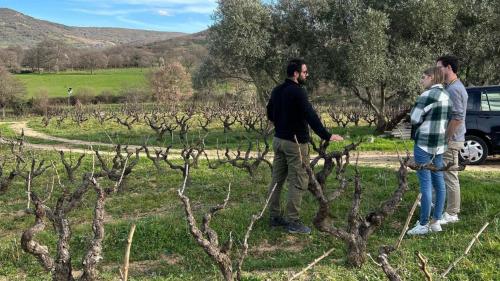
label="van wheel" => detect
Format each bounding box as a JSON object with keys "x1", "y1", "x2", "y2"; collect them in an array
[{"x1": 459, "y1": 136, "x2": 488, "y2": 165}]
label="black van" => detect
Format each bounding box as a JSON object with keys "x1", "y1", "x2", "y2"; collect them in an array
[{"x1": 460, "y1": 86, "x2": 500, "y2": 164}]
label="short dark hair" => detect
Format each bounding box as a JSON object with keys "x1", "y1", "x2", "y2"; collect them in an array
[
  {"x1": 286, "y1": 58, "x2": 306, "y2": 77},
  {"x1": 436, "y1": 55, "x2": 459, "y2": 74}
]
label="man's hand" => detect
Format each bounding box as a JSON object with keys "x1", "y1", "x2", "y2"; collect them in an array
[{"x1": 330, "y1": 134, "x2": 344, "y2": 141}]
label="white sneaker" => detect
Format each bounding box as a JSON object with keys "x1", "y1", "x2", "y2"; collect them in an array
[
  {"x1": 407, "y1": 222, "x2": 430, "y2": 235},
  {"x1": 441, "y1": 212, "x2": 459, "y2": 225},
  {"x1": 430, "y1": 221, "x2": 442, "y2": 232}
]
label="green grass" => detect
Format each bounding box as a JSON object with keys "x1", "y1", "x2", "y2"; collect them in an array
[
  {"x1": 27, "y1": 117, "x2": 414, "y2": 152},
  {"x1": 0, "y1": 145, "x2": 498, "y2": 280},
  {"x1": 15, "y1": 68, "x2": 150, "y2": 98}
]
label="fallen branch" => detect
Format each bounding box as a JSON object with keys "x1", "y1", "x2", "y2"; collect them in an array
[
  {"x1": 288, "y1": 247, "x2": 336, "y2": 281},
  {"x1": 377, "y1": 246, "x2": 401, "y2": 281},
  {"x1": 416, "y1": 251, "x2": 432, "y2": 281},
  {"x1": 407, "y1": 160, "x2": 466, "y2": 172},
  {"x1": 441, "y1": 222, "x2": 490, "y2": 277}
]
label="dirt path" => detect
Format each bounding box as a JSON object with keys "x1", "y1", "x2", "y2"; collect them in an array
[{"x1": 2, "y1": 121, "x2": 499, "y2": 172}]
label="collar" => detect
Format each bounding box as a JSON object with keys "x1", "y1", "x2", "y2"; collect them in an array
[
  {"x1": 446, "y1": 78, "x2": 459, "y2": 87},
  {"x1": 430, "y1": 84, "x2": 444, "y2": 89},
  {"x1": 285, "y1": 78, "x2": 300, "y2": 86}
]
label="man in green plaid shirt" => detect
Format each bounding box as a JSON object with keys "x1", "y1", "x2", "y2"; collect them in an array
[{"x1": 410, "y1": 84, "x2": 452, "y2": 155}]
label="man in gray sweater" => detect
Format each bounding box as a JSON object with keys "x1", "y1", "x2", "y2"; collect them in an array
[{"x1": 436, "y1": 55, "x2": 468, "y2": 224}]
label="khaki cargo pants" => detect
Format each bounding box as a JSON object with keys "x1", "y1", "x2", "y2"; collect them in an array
[
  {"x1": 268, "y1": 137, "x2": 310, "y2": 221},
  {"x1": 444, "y1": 141, "x2": 464, "y2": 215}
]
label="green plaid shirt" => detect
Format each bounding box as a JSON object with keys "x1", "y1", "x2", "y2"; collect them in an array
[{"x1": 410, "y1": 84, "x2": 451, "y2": 155}]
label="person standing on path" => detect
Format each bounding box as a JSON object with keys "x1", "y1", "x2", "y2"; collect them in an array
[
  {"x1": 266, "y1": 58, "x2": 343, "y2": 234},
  {"x1": 436, "y1": 55, "x2": 468, "y2": 224},
  {"x1": 407, "y1": 66, "x2": 451, "y2": 235}
]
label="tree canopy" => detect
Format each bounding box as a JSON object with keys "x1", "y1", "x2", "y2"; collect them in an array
[{"x1": 202, "y1": 0, "x2": 500, "y2": 132}]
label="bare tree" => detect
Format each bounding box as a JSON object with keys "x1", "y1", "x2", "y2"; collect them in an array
[
  {"x1": 114, "y1": 105, "x2": 140, "y2": 131},
  {"x1": 198, "y1": 104, "x2": 216, "y2": 132},
  {"x1": 328, "y1": 105, "x2": 350, "y2": 128},
  {"x1": 78, "y1": 51, "x2": 108, "y2": 75},
  {"x1": 216, "y1": 102, "x2": 238, "y2": 133},
  {"x1": 144, "y1": 108, "x2": 178, "y2": 141},
  {"x1": 206, "y1": 118, "x2": 273, "y2": 177},
  {"x1": 0, "y1": 65, "x2": 25, "y2": 118},
  {"x1": 150, "y1": 62, "x2": 192, "y2": 102},
  {"x1": 91, "y1": 108, "x2": 114, "y2": 125},
  {"x1": 174, "y1": 106, "x2": 195, "y2": 142},
  {"x1": 94, "y1": 145, "x2": 141, "y2": 191},
  {"x1": 0, "y1": 155, "x2": 20, "y2": 194},
  {"x1": 178, "y1": 166, "x2": 277, "y2": 281},
  {"x1": 299, "y1": 138, "x2": 413, "y2": 267},
  {"x1": 23, "y1": 173, "x2": 112, "y2": 280},
  {"x1": 59, "y1": 151, "x2": 85, "y2": 183}
]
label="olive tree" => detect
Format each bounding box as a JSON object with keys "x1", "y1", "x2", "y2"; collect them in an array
[
  {"x1": 203, "y1": 0, "x2": 284, "y2": 104},
  {"x1": 448, "y1": 0, "x2": 500, "y2": 85}
]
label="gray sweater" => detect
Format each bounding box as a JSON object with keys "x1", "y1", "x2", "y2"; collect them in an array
[{"x1": 445, "y1": 79, "x2": 468, "y2": 142}]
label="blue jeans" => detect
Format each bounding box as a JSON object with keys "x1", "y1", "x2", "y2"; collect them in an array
[{"x1": 414, "y1": 145, "x2": 445, "y2": 225}]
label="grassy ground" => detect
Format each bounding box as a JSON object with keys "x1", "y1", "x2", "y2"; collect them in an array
[
  {"x1": 0, "y1": 145, "x2": 498, "y2": 280},
  {"x1": 15, "y1": 68, "x2": 150, "y2": 98},
  {"x1": 27, "y1": 118, "x2": 414, "y2": 152}
]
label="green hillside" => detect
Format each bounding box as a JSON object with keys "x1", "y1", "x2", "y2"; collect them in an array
[{"x1": 15, "y1": 68, "x2": 150, "y2": 98}]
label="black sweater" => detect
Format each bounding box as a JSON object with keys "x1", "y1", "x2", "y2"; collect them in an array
[{"x1": 266, "y1": 79, "x2": 331, "y2": 143}]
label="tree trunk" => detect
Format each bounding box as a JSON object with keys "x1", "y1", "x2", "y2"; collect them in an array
[
  {"x1": 347, "y1": 239, "x2": 367, "y2": 267},
  {"x1": 80, "y1": 187, "x2": 106, "y2": 281},
  {"x1": 1, "y1": 106, "x2": 5, "y2": 118},
  {"x1": 53, "y1": 212, "x2": 75, "y2": 281},
  {"x1": 375, "y1": 115, "x2": 388, "y2": 134}
]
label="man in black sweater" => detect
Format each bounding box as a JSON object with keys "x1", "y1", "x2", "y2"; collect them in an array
[{"x1": 266, "y1": 59, "x2": 343, "y2": 234}]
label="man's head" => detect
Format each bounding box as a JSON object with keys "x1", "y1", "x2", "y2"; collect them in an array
[
  {"x1": 287, "y1": 58, "x2": 308, "y2": 85},
  {"x1": 436, "y1": 55, "x2": 459, "y2": 81}
]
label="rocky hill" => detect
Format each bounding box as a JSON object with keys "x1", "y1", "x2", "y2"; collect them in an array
[{"x1": 0, "y1": 8, "x2": 186, "y2": 48}]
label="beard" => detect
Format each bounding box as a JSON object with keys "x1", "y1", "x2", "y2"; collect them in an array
[{"x1": 298, "y1": 76, "x2": 307, "y2": 85}]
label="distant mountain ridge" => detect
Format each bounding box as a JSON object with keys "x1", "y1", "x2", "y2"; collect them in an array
[{"x1": 0, "y1": 8, "x2": 187, "y2": 48}]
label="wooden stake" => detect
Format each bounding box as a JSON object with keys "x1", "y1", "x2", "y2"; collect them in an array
[
  {"x1": 121, "y1": 224, "x2": 137, "y2": 281},
  {"x1": 26, "y1": 172, "x2": 31, "y2": 210},
  {"x1": 395, "y1": 193, "x2": 421, "y2": 249},
  {"x1": 288, "y1": 247, "x2": 336, "y2": 281}
]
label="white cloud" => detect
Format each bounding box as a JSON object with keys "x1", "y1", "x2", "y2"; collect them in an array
[
  {"x1": 70, "y1": 0, "x2": 217, "y2": 15},
  {"x1": 115, "y1": 15, "x2": 208, "y2": 32},
  {"x1": 157, "y1": 9, "x2": 171, "y2": 16},
  {"x1": 70, "y1": 8, "x2": 149, "y2": 16}
]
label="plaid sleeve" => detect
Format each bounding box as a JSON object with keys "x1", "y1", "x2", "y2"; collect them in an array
[{"x1": 410, "y1": 92, "x2": 431, "y2": 126}]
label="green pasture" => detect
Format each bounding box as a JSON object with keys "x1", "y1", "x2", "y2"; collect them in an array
[
  {"x1": 0, "y1": 145, "x2": 498, "y2": 280},
  {"x1": 15, "y1": 68, "x2": 150, "y2": 98}
]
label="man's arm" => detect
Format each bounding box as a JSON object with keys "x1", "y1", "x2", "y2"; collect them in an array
[
  {"x1": 266, "y1": 97, "x2": 274, "y2": 122},
  {"x1": 446, "y1": 119, "x2": 463, "y2": 142},
  {"x1": 446, "y1": 87, "x2": 467, "y2": 141},
  {"x1": 296, "y1": 89, "x2": 333, "y2": 141}
]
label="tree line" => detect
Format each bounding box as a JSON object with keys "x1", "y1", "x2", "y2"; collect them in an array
[{"x1": 0, "y1": 38, "x2": 207, "y2": 74}]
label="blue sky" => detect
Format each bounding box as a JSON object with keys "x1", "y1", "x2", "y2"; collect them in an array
[{"x1": 0, "y1": 0, "x2": 218, "y2": 33}]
